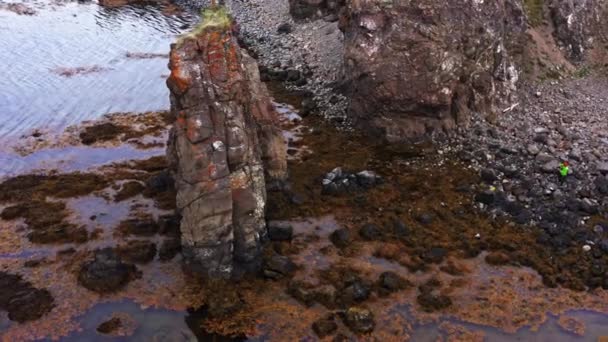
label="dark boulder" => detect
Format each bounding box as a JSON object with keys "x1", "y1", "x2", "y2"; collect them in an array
[
  {"x1": 330, "y1": 228, "x2": 351, "y2": 248},
  {"x1": 78, "y1": 248, "x2": 139, "y2": 293},
  {"x1": 267, "y1": 221, "x2": 294, "y2": 241},
  {"x1": 0, "y1": 271, "x2": 54, "y2": 323},
  {"x1": 358, "y1": 223, "x2": 382, "y2": 241}
]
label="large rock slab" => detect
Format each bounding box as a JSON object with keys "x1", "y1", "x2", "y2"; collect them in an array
[{"x1": 166, "y1": 12, "x2": 287, "y2": 278}]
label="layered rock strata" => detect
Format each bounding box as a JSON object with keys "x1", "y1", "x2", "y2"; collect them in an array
[{"x1": 166, "y1": 14, "x2": 286, "y2": 278}]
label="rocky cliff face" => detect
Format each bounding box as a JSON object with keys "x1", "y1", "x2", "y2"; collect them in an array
[
  {"x1": 340, "y1": 0, "x2": 527, "y2": 141},
  {"x1": 548, "y1": 0, "x2": 608, "y2": 61},
  {"x1": 166, "y1": 17, "x2": 287, "y2": 278},
  {"x1": 338, "y1": 0, "x2": 607, "y2": 141}
]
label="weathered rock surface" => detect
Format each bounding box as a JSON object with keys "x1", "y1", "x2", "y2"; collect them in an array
[
  {"x1": 548, "y1": 0, "x2": 608, "y2": 61},
  {"x1": 166, "y1": 16, "x2": 287, "y2": 278},
  {"x1": 339, "y1": 0, "x2": 607, "y2": 141},
  {"x1": 341, "y1": 0, "x2": 527, "y2": 141}
]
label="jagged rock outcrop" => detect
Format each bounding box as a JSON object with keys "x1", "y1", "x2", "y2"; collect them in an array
[
  {"x1": 166, "y1": 13, "x2": 287, "y2": 278},
  {"x1": 548, "y1": 0, "x2": 608, "y2": 61},
  {"x1": 341, "y1": 0, "x2": 527, "y2": 141}
]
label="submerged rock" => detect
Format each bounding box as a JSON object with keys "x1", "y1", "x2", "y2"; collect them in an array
[
  {"x1": 166, "y1": 9, "x2": 287, "y2": 278},
  {"x1": 330, "y1": 228, "x2": 351, "y2": 248}
]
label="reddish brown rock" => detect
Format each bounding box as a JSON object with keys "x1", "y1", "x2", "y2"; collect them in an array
[
  {"x1": 166, "y1": 14, "x2": 286, "y2": 278},
  {"x1": 341, "y1": 0, "x2": 527, "y2": 141}
]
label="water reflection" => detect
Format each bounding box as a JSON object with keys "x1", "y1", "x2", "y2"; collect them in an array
[
  {"x1": 0, "y1": 144, "x2": 164, "y2": 176},
  {"x1": 0, "y1": 0, "x2": 198, "y2": 141}
]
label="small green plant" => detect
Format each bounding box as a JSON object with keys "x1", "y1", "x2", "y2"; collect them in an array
[
  {"x1": 524, "y1": 0, "x2": 544, "y2": 27},
  {"x1": 177, "y1": 6, "x2": 232, "y2": 44},
  {"x1": 573, "y1": 65, "x2": 591, "y2": 78}
]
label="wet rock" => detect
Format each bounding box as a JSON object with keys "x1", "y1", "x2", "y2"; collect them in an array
[
  {"x1": 322, "y1": 168, "x2": 382, "y2": 195},
  {"x1": 392, "y1": 219, "x2": 410, "y2": 238},
  {"x1": 356, "y1": 171, "x2": 382, "y2": 189},
  {"x1": 80, "y1": 122, "x2": 124, "y2": 145},
  {"x1": 312, "y1": 313, "x2": 338, "y2": 338},
  {"x1": 159, "y1": 239, "x2": 181, "y2": 261},
  {"x1": 166, "y1": 15, "x2": 286, "y2": 278},
  {"x1": 118, "y1": 218, "x2": 159, "y2": 236},
  {"x1": 311, "y1": 284, "x2": 337, "y2": 308},
  {"x1": 417, "y1": 292, "x2": 452, "y2": 312},
  {"x1": 267, "y1": 221, "x2": 293, "y2": 241},
  {"x1": 114, "y1": 181, "x2": 145, "y2": 202},
  {"x1": 422, "y1": 247, "x2": 447, "y2": 264},
  {"x1": 377, "y1": 271, "x2": 410, "y2": 294},
  {"x1": 358, "y1": 223, "x2": 382, "y2": 241},
  {"x1": 78, "y1": 248, "x2": 139, "y2": 293},
  {"x1": 330, "y1": 228, "x2": 351, "y2": 248},
  {"x1": 341, "y1": 280, "x2": 370, "y2": 303},
  {"x1": 343, "y1": 306, "x2": 375, "y2": 334},
  {"x1": 97, "y1": 317, "x2": 122, "y2": 334},
  {"x1": 0, "y1": 271, "x2": 54, "y2": 323},
  {"x1": 1, "y1": 200, "x2": 88, "y2": 244},
  {"x1": 287, "y1": 281, "x2": 315, "y2": 305},
  {"x1": 117, "y1": 240, "x2": 157, "y2": 264},
  {"x1": 416, "y1": 213, "x2": 434, "y2": 225},
  {"x1": 263, "y1": 254, "x2": 296, "y2": 279}
]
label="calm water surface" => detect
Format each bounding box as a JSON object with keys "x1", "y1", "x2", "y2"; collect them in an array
[{"x1": 0, "y1": 0, "x2": 197, "y2": 141}]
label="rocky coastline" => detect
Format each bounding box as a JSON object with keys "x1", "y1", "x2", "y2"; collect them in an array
[{"x1": 0, "y1": 0, "x2": 608, "y2": 340}]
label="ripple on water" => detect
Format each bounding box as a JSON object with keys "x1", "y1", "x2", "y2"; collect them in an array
[{"x1": 0, "y1": 0, "x2": 198, "y2": 141}]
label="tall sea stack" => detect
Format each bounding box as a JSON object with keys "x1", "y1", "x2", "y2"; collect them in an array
[{"x1": 166, "y1": 8, "x2": 287, "y2": 278}]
